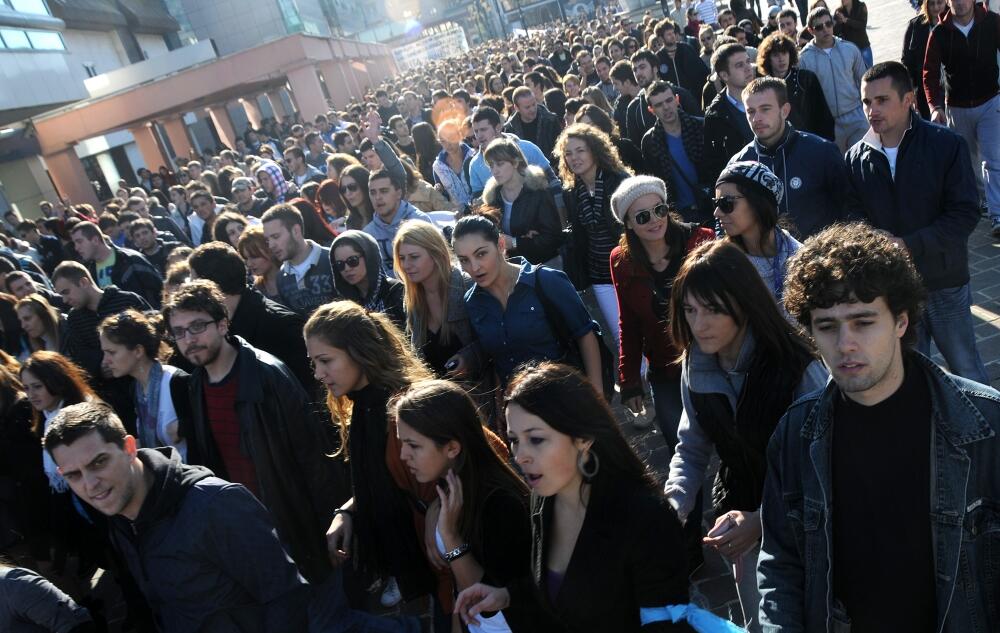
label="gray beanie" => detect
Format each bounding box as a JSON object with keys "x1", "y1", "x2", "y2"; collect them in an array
[
  {"x1": 716, "y1": 161, "x2": 784, "y2": 207},
  {"x1": 610, "y1": 175, "x2": 668, "y2": 224}
]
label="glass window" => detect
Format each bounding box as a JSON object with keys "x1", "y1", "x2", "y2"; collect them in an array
[
  {"x1": 0, "y1": 29, "x2": 30, "y2": 49},
  {"x1": 9, "y1": 0, "x2": 51, "y2": 15},
  {"x1": 27, "y1": 30, "x2": 64, "y2": 50}
]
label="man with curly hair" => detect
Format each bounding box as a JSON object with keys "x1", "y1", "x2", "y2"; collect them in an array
[{"x1": 758, "y1": 222, "x2": 1000, "y2": 632}]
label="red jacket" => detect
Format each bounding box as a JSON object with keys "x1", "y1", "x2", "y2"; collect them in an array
[
  {"x1": 610, "y1": 227, "x2": 714, "y2": 400},
  {"x1": 923, "y1": 3, "x2": 1000, "y2": 110}
]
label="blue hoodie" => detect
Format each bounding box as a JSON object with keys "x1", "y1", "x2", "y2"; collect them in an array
[{"x1": 362, "y1": 200, "x2": 434, "y2": 277}]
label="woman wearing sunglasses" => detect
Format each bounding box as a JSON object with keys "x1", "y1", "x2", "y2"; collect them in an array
[
  {"x1": 338, "y1": 165, "x2": 375, "y2": 231},
  {"x1": 331, "y1": 230, "x2": 406, "y2": 330},
  {"x1": 665, "y1": 240, "x2": 827, "y2": 632},
  {"x1": 608, "y1": 176, "x2": 714, "y2": 444},
  {"x1": 712, "y1": 162, "x2": 801, "y2": 317}
]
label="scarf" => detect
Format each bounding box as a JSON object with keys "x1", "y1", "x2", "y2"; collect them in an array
[
  {"x1": 256, "y1": 161, "x2": 291, "y2": 203},
  {"x1": 134, "y1": 362, "x2": 164, "y2": 450}
]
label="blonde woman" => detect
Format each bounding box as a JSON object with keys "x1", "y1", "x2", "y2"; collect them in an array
[
  {"x1": 237, "y1": 227, "x2": 281, "y2": 300},
  {"x1": 562, "y1": 73, "x2": 583, "y2": 99},
  {"x1": 392, "y1": 220, "x2": 480, "y2": 378},
  {"x1": 480, "y1": 138, "x2": 563, "y2": 266},
  {"x1": 556, "y1": 123, "x2": 632, "y2": 349}
]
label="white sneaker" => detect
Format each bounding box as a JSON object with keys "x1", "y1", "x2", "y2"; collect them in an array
[{"x1": 380, "y1": 576, "x2": 402, "y2": 608}]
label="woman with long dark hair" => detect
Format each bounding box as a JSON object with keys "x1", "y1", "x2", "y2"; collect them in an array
[
  {"x1": 452, "y1": 214, "x2": 604, "y2": 392},
  {"x1": 338, "y1": 165, "x2": 375, "y2": 231},
  {"x1": 555, "y1": 123, "x2": 632, "y2": 349},
  {"x1": 608, "y1": 176, "x2": 714, "y2": 442},
  {"x1": 290, "y1": 197, "x2": 338, "y2": 246},
  {"x1": 713, "y1": 162, "x2": 801, "y2": 315},
  {"x1": 411, "y1": 122, "x2": 442, "y2": 184},
  {"x1": 665, "y1": 240, "x2": 828, "y2": 631},
  {"x1": 392, "y1": 380, "x2": 529, "y2": 633},
  {"x1": 306, "y1": 302, "x2": 450, "y2": 624},
  {"x1": 455, "y1": 362, "x2": 695, "y2": 633},
  {"x1": 317, "y1": 179, "x2": 350, "y2": 233},
  {"x1": 211, "y1": 211, "x2": 249, "y2": 248},
  {"x1": 15, "y1": 295, "x2": 64, "y2": 360},
  {"x1": 575, "y1": 104, "x2": 645, "y2": 175}
]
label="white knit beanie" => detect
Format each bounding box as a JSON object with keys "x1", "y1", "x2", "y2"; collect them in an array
[{"x1": 609, "y1": 175, "x2": 669, "y2": 224}]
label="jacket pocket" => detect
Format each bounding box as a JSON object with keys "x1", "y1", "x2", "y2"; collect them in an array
[{"x1": 962, "y1": 498, "x2": 1000, "y2": 625}]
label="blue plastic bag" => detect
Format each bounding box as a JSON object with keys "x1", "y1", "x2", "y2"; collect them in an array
[{"x1": 640, "y1": 604, "x2": 747, "y2": 632}]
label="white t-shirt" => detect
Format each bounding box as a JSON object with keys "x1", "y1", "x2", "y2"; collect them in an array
[{"x1": 884, "y1": 145, "x2": 900, "y2": 179}]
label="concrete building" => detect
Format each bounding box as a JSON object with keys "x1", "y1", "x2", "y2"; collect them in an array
[{"x1": 0, "y1": 0, "x2": 396, "y2": 216}]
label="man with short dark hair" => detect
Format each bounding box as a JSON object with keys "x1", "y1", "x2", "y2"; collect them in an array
[
  {"x1": 127, "y1": 218, "x2": 180, "y2": 275},
  {"x1": 799, "y1": 6, "x2": 868, "y2": 151},
  {"x1": 760, "y1": 222, "x2": 1000, "y2": 631},
  {"x1": 923, "y1": 0, "x2": 1000, "y2": 235},
  {"x1": 402, "y1": 91, "x2": 434, "y2": 129},
  {"x1": 641, "y1": 81, "x2": 711, "y2": 222},
  {"x1": 846, "y1": 61, "x2": 987, "y2": 383},
  {"x1": 654, "y1": 18, "x2": 710, "y2": 99},
  {"x1": 363, "y1": 169, "x2": 435, "y2": 275},
  {"x1": 283, "y1": 146, "x2": 325, "y2": 189},
  {"x1": 70, "y1": 222, "x2": 163, "y2": 308},
  {"x1": 187, "y1": 190, "x2": 218, "y2": 246},
  {"x1": 731, "y1": 77, "x2": 849, "y2": 237},
  {"x1": 375, "y1": 89, "x2": 400, "y2": 122},
  {"x1": 187, "y1": 242, "x2": 311, "y2": 388},
  {"x1": 163, "y1": 280, "x2": 346, "y2": 584},
  {"x1": 758, "y1": 32, "x2": 834, "y2": 141},
  {"x1": 574, "y1": 50, "x2": 600, "y2": 86},
  {"x1": 704, "y1": 43, "x2": 755, "y2": 181},
  {"x1": 44, "y1": 401, "x2": 313, "y2": 632},
  {"x1": 304, "y1": 131, "x2": 330, "y2": 173},
  {"x1": 231, "y1": 177, "x2": 268, "y2": 218},
  {"x1": 594, "y1": 56, "x2": 619, "y2": 102},
  {"x1": 504, "y1": 87, "x2": 563, "y2": 160},
  {"x1": 610, "y1": 60, "x2": 641, "y2": 136},
  {"x1": 17, "y1": 219, "x2": 63, "y2": 274},
  {"x1": 626, "y1": 49, "x2": 699, "y2": 148},
  {"x1": 260, "y1": 204, "x2": 338, "y2": 316}
]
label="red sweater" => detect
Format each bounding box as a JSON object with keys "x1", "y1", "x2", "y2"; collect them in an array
[
  {"x1": 610, "y1": 227, "x2": 714, "y2": 399},
  {"x1": 923, "y1": 4, "x2": 1000, "y2": 109}
]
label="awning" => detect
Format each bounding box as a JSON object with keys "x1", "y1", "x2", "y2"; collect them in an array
[
  {"x1": 115, "y1": 0, "x2": 180, "y2": 34},
  {"x1": 47, "y1": 0, "x2": 127, "y2": 31}
]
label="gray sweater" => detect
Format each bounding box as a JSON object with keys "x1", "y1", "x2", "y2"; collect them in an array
[
  {"x1": 664, "y1": 328, "x2": 829, "y2": 523},
  {"x1": 798, "y1": 37, "x2": 866, "y2": 118}
]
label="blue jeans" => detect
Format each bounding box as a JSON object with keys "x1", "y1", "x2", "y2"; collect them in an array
[
  {"x1": 309, "y1": 569, "x2": 421, "y2": 633},
  {"x1": 915, "y1": 284, "x2": 990, "y2": 384},
  {"x1": 860, "y1": 46, "x2": 873, "y2": 69},
  {"x1": 649, "y1": 371, "x2": 684, "y2": 454}
]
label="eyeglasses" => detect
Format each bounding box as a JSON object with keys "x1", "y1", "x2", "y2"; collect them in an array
[
  {"x1": 712, "y1": 195, "x2": 745, "y2": 214},
  {"x1": 631, "y1": 203, "x2": 670, "y2": 225},
  {"x1": 167, "y1": 319, "x2": 219, "y2": 342},
  {"x1": 812, "y1": 20, "x2": 834, "y2": 30},
  {"x1": 340, "y1": 183, "x2": 359, "y2": 194},
  {"x1": 333, "y1": 255, "x2": 362, "y2": 272}
]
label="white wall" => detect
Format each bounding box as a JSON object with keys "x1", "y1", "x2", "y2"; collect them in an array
[
  {"x1": 135, "y1": 33, "x2": 169, "y2": 59},
  {"x1": 0, "y1": 50, "x2": 87, "y2": 110},
  {"x1": 61, "y1": 29, "x2": 130, "y2": 85}
]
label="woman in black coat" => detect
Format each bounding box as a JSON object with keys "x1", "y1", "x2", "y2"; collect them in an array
[
  {"x1": 481, "y1": 139, "x2": 563, "y2": 266},
  {"x1": 901, "y1": 0, "x2": 946, "y2": 120},
  {"x1": 454, "y1": 363, "x2": 695, "y2": 633}
]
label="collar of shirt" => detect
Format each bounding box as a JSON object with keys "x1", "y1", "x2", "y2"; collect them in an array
[
  {"x1": 725, "y1": 91, "x2": 745, "y2": 113},
  {"x1": 282, "y1": 239, "x2": 321, "y2": 282}
]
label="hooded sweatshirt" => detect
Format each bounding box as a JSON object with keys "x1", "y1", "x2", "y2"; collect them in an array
[
  {"x1": 255, "y1": 161, "x2": 294, "y2": 204},
  {"x1": 330, "y1": 230, "x2": 406, "y2": 329},
  {"x1": 109, "y1": 447, "x2": 308, "y2": 633},
  {"x1": 798, "y1": 36, "x2": 867, "y2": 117},
  {"x1": 362, "y1": 200, "x2": 434, "y2": 276}
]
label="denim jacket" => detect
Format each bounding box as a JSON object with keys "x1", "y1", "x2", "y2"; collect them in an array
[{"x1": 758, "y1": 353, "x2": 1000, "y2": 632}]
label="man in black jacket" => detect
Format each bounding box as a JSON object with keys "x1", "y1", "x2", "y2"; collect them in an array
[
  {"x1": 655, "y1": 18, "x2": 710, "y2": 100},
  {"x1": 504, "y1": 87, "x2": 563, "y2": 161},
  {"x1": 187, "y1": 242, "x2": 313, "y2": 389},
  {"x1": 641, "y1": 81, "x2": 711, "y2": 223},
  {"x1": 45, "y1": 401, "x2": 311, "y2": 633},
  {"x1": 846, "y1": 62, "x2": 987, "y2": 382},
  {"x1": 70, "y1": 221, "x2": 163, "y2": 308},
  {"x1": 733, "y1": 77, "x2": 849, "y2": 237},
  {"x1": 127, "y1": 219, "x2": 182, "y2": 276},
  {"x1": 164, "y1": 280, "x2": 347, "y2": 584},
  {"x1": 704, "y1": 43, "x2": 755, "y2": 182}
]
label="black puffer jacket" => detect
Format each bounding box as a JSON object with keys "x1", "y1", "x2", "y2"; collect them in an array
[{"x1": 183, "y1": 336, "x2": 346, "y2": 583}]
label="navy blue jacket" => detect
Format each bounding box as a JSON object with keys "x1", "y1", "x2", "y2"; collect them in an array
[
  {"x1": 108, "y1": 448, "x2": 309, "y2": 633},
  {"x1": 844, "y1": 113, "x2": 979, "y2": 290},
  {"x1": 731, "y1": 124, "x2": 852, "y2": 238}
]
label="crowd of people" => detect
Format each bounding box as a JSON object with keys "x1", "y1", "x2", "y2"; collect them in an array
[{"x1": 1, "y1": 0, "x2": 1000, "y2": 631}]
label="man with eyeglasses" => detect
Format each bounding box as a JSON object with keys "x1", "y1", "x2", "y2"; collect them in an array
[
  {"x1": 798, "y1": 6, "x2": 868, "y2": 151},
  {"x1": 163, "y1": 280, "x2": 346, "y2": 585},
  {"x1": 261, "y1": 203, "x2": 338, "y2": 316}
]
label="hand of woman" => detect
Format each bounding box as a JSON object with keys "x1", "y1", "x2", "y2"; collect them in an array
[
  {"x1": 436, "y1": 469, "x2": 464, "y2": 547},
  {"x1": 443, "y1": 353, "x2": 468, "y2": 378},
  {"x1": 326, "y1": 512, "x2": 353, "y2": 566},
  {"x1": 454, "y1": 583, "x2": 510, "y2": 627},
  {"x1": 424, "y1": 497, "x2": 448, "y2": 571},
  {"x1": 702, "y1": 510, "x2": 761, "y2": 560},
  {"x1": 363, "y1": 111, "x2": 382, "y2": 142}
]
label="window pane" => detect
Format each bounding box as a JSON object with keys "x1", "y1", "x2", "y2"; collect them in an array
[
  {"x1": 9, "y1": 0, "x2": 50, "y2": 15},
  {"x1": 0, "y1": 29, "x2": 30, "y2": 49},
  {"x1": 27, "y1": 30, "x2": 64, "y2": 50}
]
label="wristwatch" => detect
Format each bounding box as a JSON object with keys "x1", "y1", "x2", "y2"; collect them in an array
[{"x1": 442, "y1": 543, "x2": 470, "y2": 563}]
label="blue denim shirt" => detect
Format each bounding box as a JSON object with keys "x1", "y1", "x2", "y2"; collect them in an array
[
  {"x1": 464, "y1": 259, "x2": 596, "y2": 384},
  {"x1": 758, "y1": 353, "x2": 1000, "y2": 632}
]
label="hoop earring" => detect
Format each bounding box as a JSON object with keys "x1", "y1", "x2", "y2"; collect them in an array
[{"x1": 577, "y1": 450, "x2": 600, "y2": 479}]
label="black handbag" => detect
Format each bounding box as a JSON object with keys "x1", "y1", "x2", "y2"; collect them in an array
[
  {"x1": 557, "y1": 226, "x2": 588, "y2": 291},
  {"x1": 533, "y1": 270, "x2": 616, "y2": 402}
]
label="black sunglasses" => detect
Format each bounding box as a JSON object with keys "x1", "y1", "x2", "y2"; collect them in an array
[
  {"x1": 333, "y1": 255, "x2": 362, "y2": 272},
  {"x1": 813, "y1": 20, "x2": 834, "y2": 30},
  {"x1": 340, "y1": 183, "x2": 359, "y2": 194},
  {"x1": 631, "y1": 203, "x2": 670, "y2": 225},
  {"x1": 712, "y1": 195, "x2": 745, "y2": 214}
]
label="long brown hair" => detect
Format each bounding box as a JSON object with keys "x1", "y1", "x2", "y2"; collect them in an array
[
  {"x1": 391, "y1": 380, "x2": 527, "y2": 542},
  {"x1": 20, "y1": 351, "x2": 96, "y2": 434},
  {"x1": 303, "y1": 301, "x2": 432, "y2": 457},
  {"x1": 554, "y1": 122, "x2": 632, "y2": 187},
  {"x1": 15, "y1": 294, "x2": 61, "y2": 352},
  {"x1": 668, "y1": 241, "x2": 815, "y2": 363},
  {"x1": 392, "y1": 220, "x2": 457, "y2": 347}
]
